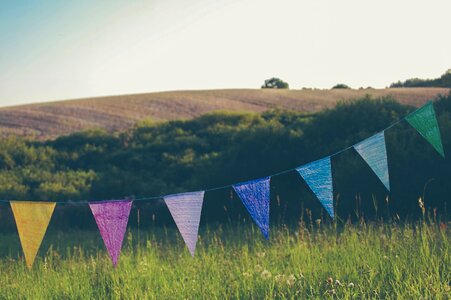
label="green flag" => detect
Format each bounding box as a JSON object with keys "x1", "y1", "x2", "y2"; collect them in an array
[{"x1": 406, "y1": 102, "x2": 445, "y2": 157}]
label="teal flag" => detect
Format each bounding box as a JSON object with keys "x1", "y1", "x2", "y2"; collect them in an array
[
  {"x1": 296, "y1": 157, "x2": 334, "y2": 218},
  {"x1": 354, "y1": 132, "x2": 390, "y2": 191},
  {"x1": 406, "y1": 102, "x2": 445, "y2": 157}
]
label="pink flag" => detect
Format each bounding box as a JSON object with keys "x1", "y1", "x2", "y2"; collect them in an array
[
  {"x1": 89, "y1": 199, "x2": 132, "y2": 267},
  {"x1": 164, "y1": 191, "x2": 205, "y2": 257}
]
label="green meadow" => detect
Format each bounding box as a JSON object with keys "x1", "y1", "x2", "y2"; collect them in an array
[
  {"x1": 0, "y1": 220, "x2": 449, "y2": 299},
  {"x1": 1, "y1": 1, "x2": 450, "y2": 298},
  {"x1": 0, "y1": 96, "x2": 450, "y2": 299}
]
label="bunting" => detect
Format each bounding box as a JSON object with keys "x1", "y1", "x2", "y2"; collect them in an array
[
  {"x1": 164, "y1": 191, "x2": 205, "y2": 257},
  {"x1": 406, "y1": 102, "x2": 445, "y2": 157},
  {"x1": 10, "y1": 201, "x2": 56, "y2": 269},
  {"x1": 354, "y1": 132, "x2": 390, "y2": 191},
  {"x1": 0, "y1": 101, "x2": 448, "y2": 270},
  {"x1": 296, "y1": 157, "x2": 334, "y2": 218},
  {"x1": 233, "y1": 177, "x2": 270, "y2": 239},
  {"x1": 89, "y1": 199, "x2": 132, "y2": 267}
]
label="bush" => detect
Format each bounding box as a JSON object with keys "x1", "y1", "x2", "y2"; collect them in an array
[
  {"x1": 261, "y1": 77, "x2": 289, "y2": 89},
  {"x1": 332, "y1": 83, "x2": 351, "y2": 89}
]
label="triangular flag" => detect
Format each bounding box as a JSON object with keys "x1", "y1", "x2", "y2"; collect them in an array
[
  {"x1": 164, "y1": 191, "x2": 205, "y2": 257},
  {"x1": 406, "y1": 102, "x2": 445, "y2": 157},
  {"x1": 354, "y1": 132, "x2": 390, "y2": 191},
  {"x1": 89, "y1": 199, "x2": 132, "y2": 267},
  {"x1": 10, "y1": 201, "x2": 56, "y2": 269},
  {"x1": 233, "y1": 177, "x2": 270, "y2": 239},
  {"x1": 296, "y1": 157, "x2": 334, "y2": 218}
]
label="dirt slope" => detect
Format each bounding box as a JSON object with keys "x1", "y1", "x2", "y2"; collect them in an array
[{"x1": 0, "y1": 88, "x2": 448, "y2": 139}]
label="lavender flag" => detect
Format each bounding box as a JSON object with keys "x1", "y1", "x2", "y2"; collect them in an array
[
  {"x1": 233, "y1": 177, "x2": 270, "y2": 240},
  {"x1": 89, "y1": 199, "x2": 132, "y2": 267},
  {"x1": 296, "y1": 157, "x2": 334, "y2": 218},
  {"x1": 164, "y1": 191, "x2": 205, "y2": 257},
  {"x1": 354, "y1": 132, "x2": 390, "y2": 191}
]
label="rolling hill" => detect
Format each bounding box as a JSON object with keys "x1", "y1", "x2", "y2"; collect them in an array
[{"x1": 0, "y1": 88, "x2": 449, "y2": 139}]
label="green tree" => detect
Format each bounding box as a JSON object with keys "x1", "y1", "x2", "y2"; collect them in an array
[
  {"x1": 332, "y1": 83, "x2": 351, "y2": 89},
  {"x1": 261, "y1": 77, "x2": 289, "y2": 89}
]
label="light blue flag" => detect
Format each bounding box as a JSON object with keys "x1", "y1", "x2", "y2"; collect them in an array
[
  {"x1": 296, "y1": 157, "x2": 334, "y2": 218},
  {"x1": 233, "y1": 177, "x2": 270, "y2": 239},
  {"x1": 354, "y1": 132, "x2": 390, "y2": 191}
]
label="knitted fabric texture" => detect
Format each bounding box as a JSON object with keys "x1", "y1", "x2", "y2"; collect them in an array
[
  {"x1": 406, "y1": 102, "x2": 445, "y2": 157},
  {"x1": 89, "y1": 200, "x2": 132, "y2": 267},
  {"x1": 296, "y1": 157, "x2": 334, "y2": 218},
  {"x1": 164, "y1": 191, "x2": 205, "y2": 256},
  {"x1": 10, "y1": 201, "x2": 56, "y2": 269},
  {"x1": 354, "y1": 132, "x2": 390, "y2": 191},
  {"x1": 233, "y1": 177, "x2": 270, "y2": 239}
]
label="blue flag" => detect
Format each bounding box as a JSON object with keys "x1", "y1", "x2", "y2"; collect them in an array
[
  {"x1": 354, "y1": 132, "x2": 390, "y2": 191},
  {"x1": 296, "y1": 157, "x2": 334, "y2": 218},
  {"x1": 233, "y1": 177, "x2": 270, "y2": 239}
]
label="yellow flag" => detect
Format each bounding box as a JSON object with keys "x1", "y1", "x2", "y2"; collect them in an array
[{"x1": 10, "y1": 201, "x2": 56, "y2": 269}]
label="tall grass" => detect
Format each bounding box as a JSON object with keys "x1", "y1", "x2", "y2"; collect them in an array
[{"x1": 0, "y1": 219, "x2": 449, "y2": 299}]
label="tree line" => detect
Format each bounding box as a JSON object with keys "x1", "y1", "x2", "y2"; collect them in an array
[{"x1": 390, "y1": 70, "x2": 451, "y2": 88}]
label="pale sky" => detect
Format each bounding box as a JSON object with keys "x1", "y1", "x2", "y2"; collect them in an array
[{"x1": 1, "y1": 0, "x2": 450, "y2": 107}]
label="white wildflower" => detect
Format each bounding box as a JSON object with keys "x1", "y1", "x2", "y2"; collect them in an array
[
  {"x1": 261, "y1": 270, "x2": 272, "y2": 279},
  {"x1": 286, "y1": 274, "x2": 296, "y2": 287}
]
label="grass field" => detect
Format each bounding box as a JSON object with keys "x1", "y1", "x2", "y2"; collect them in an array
[
  {"x1": 0, "y1": 221, "x2": 449, "y2": 299},
  {"x1": 0, "y1": 88, "x2": 449, "y2": 139}
]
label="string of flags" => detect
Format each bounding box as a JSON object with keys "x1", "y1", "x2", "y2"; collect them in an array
[{"x1": 1, "y1": 101, "x2": 446, "y2": 269}]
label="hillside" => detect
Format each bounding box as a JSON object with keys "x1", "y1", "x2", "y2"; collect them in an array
[{"x1": 0, "y1": 88, "x2": 449, "y2": 139}]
